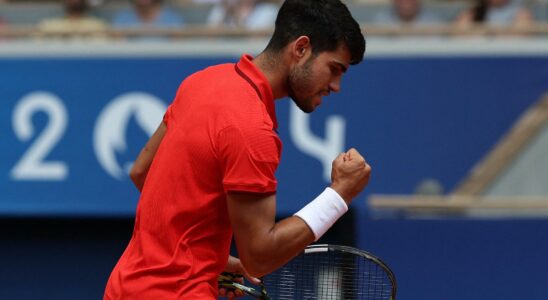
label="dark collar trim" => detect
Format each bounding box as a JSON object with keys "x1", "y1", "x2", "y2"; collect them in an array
[{"x1": 234, "y1": 64, "x2": 263, "y2": 101}]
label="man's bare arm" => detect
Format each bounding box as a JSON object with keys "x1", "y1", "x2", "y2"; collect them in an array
[
  {"x1": 228, "y1": 149, "x2": 371, "y2": 277},
  {"x1": 129, "y1": 121, "x2": 167, "y2": 192},
  {"x1": 227, "y1": 191, "x2": 315, "y2": 277}
]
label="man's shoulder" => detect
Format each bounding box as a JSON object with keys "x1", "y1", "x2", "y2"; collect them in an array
[
  {"x1": 190, "y1": 62, "x2": 235, "y2": 79},
  {"x1": 186, "y1": 61, "x2": 254, "y2": 91}
]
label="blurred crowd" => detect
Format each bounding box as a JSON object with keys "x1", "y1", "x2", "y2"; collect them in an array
[{"x1": 0, "y1": 0, "x2": 545, "y2": 39}]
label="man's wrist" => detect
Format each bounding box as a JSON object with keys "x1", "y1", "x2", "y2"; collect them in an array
[
  {"x1": 329, "y1": 184, "x2": 352, "y2": 205},
  {"x1": 294, "y1": 187, "x2": 348, "y2": 241}
]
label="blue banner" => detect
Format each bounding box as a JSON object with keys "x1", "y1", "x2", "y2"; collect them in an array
[{"x1": 1, "y1": 55, "x2": 547, "y2": 216}]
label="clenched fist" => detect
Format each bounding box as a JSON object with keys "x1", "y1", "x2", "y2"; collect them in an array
[{"x1": 330, "y1": 148, "x2": 371, "y2": 205}]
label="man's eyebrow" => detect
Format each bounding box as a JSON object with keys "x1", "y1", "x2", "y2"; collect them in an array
[{"x1": 333, "y1": 61, "x2": 348, "y2": 73}]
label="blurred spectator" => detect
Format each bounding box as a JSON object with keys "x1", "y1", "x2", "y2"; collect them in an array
[
  {"x1": 0, "y1": 14, "x2": 5, "y2": 41},
  {"x1": 112, "y1": 0, "x2": 185, "y2": 28},
  {"x1": 207, "y1": 0, "x2": 279, "y2": 29},
  {"x1": 372, "y1": 0, "x2": 442, "y2": 25},
  {"x1": 0, "y1": 16, "x2": 5, "y2": 40},
  {"x1": 455, "y1": 0, "x2": 533, "y2": 28},
  {"x1": 191, "y1": 0, "x2": 220, "y2": 3},
  {"x1": 38, "y1": 0, "x2": 107, "y2": 37}
]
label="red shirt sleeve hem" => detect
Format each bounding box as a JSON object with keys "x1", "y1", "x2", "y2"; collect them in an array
[{"x1": 223, "y1": 183, "x2": 277, "y2": 194}]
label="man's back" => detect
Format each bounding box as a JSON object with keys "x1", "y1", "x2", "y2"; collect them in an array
[{"x1": 104, "y1": 57, "x2": 280, "y2": 299}]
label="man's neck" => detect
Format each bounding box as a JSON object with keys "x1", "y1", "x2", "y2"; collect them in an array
[{"x1": 252, "y1": 51, "x2": 289, "y2": 101}]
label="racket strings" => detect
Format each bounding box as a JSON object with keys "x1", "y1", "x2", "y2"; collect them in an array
[{"x1": 263, "y1": 250, "x2": 393, "y2": 299}]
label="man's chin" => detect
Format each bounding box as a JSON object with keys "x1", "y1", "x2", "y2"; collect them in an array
[
  {"x1": 297, "y1": 104, "x2": 315, "y2": 114},
  {"x1": 292, "y1": 98, "x2": 315, "y2": 113}
]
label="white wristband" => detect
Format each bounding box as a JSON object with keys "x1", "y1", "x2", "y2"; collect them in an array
[{"x1": 294, "y1": 187, "x2": 348, "y2": 241}]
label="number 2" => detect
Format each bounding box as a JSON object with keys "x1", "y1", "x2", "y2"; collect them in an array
[{"x1": 11, "y1": 92, "x2": 68, "y2": 181}]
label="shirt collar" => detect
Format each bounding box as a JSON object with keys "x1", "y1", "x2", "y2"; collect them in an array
[{"x1": 235, "y1": 54, "x2": 278, "y2": 130}]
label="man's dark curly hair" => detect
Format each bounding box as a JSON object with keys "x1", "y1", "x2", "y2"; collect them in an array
[{"x1": 264, "y1": 0, "x2": 366, "y2": 65}]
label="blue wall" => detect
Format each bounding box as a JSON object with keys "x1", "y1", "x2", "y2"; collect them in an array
[
  {"x1": 1, "y1": 54, "x2": 548, "y2": 299},
  {"x1": 2, "y1": 56, "x2": 547, "y2": 215},
  {"x1": 356, "y1": 215, "x2": 548, "y2": 299}
]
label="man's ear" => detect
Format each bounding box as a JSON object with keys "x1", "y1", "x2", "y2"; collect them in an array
[{"x1": 291, "y1": 36, "x2": 311, "y2": 60}]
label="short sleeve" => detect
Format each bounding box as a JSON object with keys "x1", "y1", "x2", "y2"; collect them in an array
[{"x1": 217, "y1": 125, "x2": 281, "y2": 194}]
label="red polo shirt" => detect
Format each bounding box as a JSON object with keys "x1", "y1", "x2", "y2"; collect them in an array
[{"x1": 104, "y1": 54, "x2": 281, "y2": 299}]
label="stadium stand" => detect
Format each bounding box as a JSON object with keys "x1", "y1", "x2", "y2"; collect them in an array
[{"x1": 0, "y1": 1, "x2": 547, "y2": 38}]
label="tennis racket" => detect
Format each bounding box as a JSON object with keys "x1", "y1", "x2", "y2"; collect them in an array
[
  {"x1": 218, "y1": 272, "x2": 269, "y2": 299},
  {"x1": 218, "y1": 244, "x2": 397, "y2": 300}
]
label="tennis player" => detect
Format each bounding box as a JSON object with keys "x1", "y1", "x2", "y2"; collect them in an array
[{"x1": 104, "y1": 0, "x2": 369, "y2": 299}]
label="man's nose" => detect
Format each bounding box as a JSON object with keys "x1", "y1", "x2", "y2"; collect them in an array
[{"x1": 329, "y1": 79, "x2": 341, "y2": 93}]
